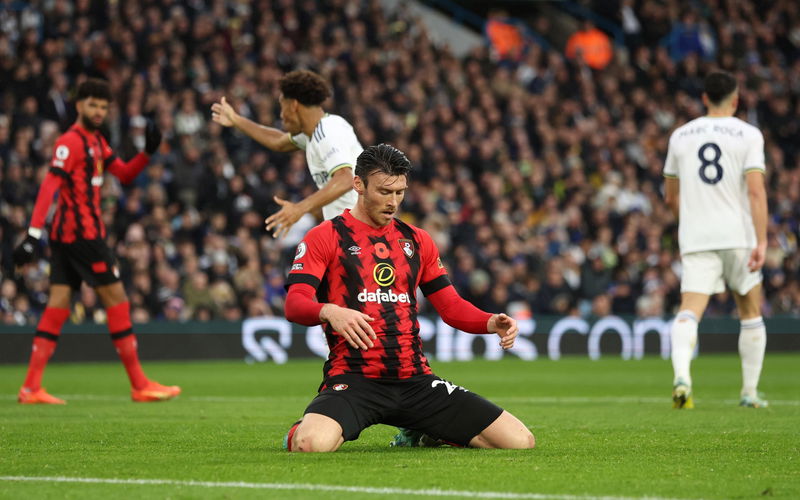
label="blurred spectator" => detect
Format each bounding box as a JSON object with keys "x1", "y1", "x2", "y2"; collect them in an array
[
  {"x1": 485, "y1": 9, "x2": 527, "y2": 62},
  {"x1": 0, "y1": 0, "x2": 797, "y2": 326},
  {"x1": 565, "y1": 20, "x2": 613, "y2": 70}
]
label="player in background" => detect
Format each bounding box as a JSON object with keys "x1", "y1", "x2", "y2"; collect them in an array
[
  {"x1": 211, "y1": 70, "x2": 360, "y2": 238},
  {"x1": 663, "y1": 70, "x2": 769, "y2": 409},
  {"x1": 13, "y1": 78, "x2": 181, "y2": 404},
  {"x1": 281, "y1": 144, "x2": 535, "y2": 452}
]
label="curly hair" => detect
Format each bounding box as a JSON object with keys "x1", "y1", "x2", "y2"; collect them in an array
[
  {"x1": 279, "y1": 70, "x2": 331, "y2": 106},
  {"x1": 76, "y1": 78, "x2": 112, "y2": 101}
]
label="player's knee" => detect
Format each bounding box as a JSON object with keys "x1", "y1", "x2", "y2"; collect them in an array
[
  {"x1": 500, "y1": 428, "x2": 535, "y2": 449},
  {"x1": 292, "y1": 428, "x2": 339, "y2": 452}
]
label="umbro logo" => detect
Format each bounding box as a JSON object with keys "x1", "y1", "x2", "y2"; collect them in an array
[{"x1": 348, "y1": 246, "x2": 361, "y2": 255}]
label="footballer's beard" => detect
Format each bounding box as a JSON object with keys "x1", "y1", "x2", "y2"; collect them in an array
[{"x1": 80, "y1": 114, "x2": 103, "y2": 132}]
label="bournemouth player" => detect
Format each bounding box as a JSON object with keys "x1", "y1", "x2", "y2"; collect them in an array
[
  {"x1": 663, "y1": 71, "x2": 769, "y2": 409},
  {"x1": 13, "y1": 78, "x2": 181, "y2": 404},
  {"x1": 281, "y1": 144, "x2": 535, "y2": 452},
  {"x1": 211, "y1": 70, "x2": 360, "y2": 237}
]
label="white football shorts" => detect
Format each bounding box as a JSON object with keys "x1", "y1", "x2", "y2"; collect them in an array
[{"x1": 680, "y1": 249, "x2": 762, "y2": 296}]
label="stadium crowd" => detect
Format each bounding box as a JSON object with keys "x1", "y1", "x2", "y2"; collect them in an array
[{"x1": 1, "y1": 0, "x2": 798, "y2": 326}]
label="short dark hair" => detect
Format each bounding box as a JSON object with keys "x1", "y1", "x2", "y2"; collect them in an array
[
  {"x1": 279, "y1": 70, "x2": 331, "y2": 106},
  {"x1": 355, "y1": 144, "x2": 412, "y2": 185},
  {"x1": 76, "y1": 78, "x2": 112, "y2": 101},
  {"x1": 704, "y1": 71, "x2": 737, "y2": 105}
]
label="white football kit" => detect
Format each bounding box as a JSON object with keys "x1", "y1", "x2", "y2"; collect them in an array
[
  {"x1": 290, "y1": 114, "x2": 360, "y2": 220},
  {"x1": 663, "y1": 116, "x2": 765, "y2": 295}
]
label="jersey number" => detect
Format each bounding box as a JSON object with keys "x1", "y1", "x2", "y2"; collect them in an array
[{"x1": 698, "y1": 142, "x2": 723, "y2": 184}]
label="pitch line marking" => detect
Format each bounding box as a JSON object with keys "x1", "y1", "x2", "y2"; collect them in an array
[
  {"x1": 1, "y1": 394, "x2": 798, "y2": 406},
  {"x1": 0, "y1": 475, "x2": 693, "y2": 500}
]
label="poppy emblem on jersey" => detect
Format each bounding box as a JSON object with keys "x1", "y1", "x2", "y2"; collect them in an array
[
  {"x1": 332, "y1": 384, "x2": 348, "y2": 391},
  {"x1": 399, "y1": 239, "x2": 414, "y2": 258},
  {"x1": 294, "y1": 242, "x2": 307, "y2": 260},
  {"x1": 374, "y1": 242, "x2": 390, "y2": 259},
  {"x1": 373, "y1": 263, "x2": 396, "y2": 287}
]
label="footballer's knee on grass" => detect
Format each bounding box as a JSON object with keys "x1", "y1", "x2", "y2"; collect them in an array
[
  {"x1": 291, "y1": 413, "x2": 345, "y2": 452},
  {"x1": 469, "y1": 411, "x2": 535, "y2": 449}
]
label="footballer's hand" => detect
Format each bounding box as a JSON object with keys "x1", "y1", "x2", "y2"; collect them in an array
[
  {"x1": 264, "y1": 197, "x2": 305, "y2": 238},
  {"x1": 144, "y1": 120, "x2": 162, "y2": 155},
  {"x1": 13, "y1": 234, "x2": 40, "y2": 266},
  {"x1": 487, "y1": 313, "x2": 518, "y2": 350},
  {"x1": 748, "y1": 242, "x2": 767, "y2": 272},
  {"x1": 211, "y1": 96, "x2": 237, "y2": 127},
  {"x1": 320, "y1": 304, "x2": 376, "y2": 350}
]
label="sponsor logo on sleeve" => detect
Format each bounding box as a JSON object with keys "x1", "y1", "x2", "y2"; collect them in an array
[
  {"x1": 294, "y1": 242, "x2": 307, "y2": 260},
  {"x1": 54, "y1": 145, "x2": 69, "y2": 166},
  {"x1": 291, "y1": 263, "x2": 304, "y2": 271}
]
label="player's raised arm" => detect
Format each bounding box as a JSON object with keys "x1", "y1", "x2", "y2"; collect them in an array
[
  {"x1": 105, "y1": 120, "x2": 161, "y2": 185},
  {"x1": 211, "y1": 96, "x2": 298, "y2": 152},
  {"x1": 265, "y1": 167, "x2": 353, "y2": 238}
]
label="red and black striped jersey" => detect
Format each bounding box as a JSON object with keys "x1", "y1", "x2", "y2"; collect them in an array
[
  {"x1": 286, "y1": 209, "x2": 451, "y2": 380},
  {"x1": 47, "y1": 124, "x2": 115, "y2": 243}
]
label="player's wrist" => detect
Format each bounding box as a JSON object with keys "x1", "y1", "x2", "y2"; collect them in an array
[{"x1": 319, "y1": 303, "x2": 335, "y2": 322}]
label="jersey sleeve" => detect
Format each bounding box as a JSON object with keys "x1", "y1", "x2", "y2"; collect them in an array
[
  {"x1": 744, "y1": 129, "x2": 766, "y2": 174},
  {"x1": 316, "y1": 119, "x2": 359, "y2": 176},
  {"x1": 289, "y1": 132, "x2": 308, "y2": 151},
  {"x1": 50, "y1": 135, "x2": 76, "y2": 179},
  {"x1": 416, "y1": 228, "x2": 451, "y2": 296},
  {"x1": 99, "y1": 134, "x2": 118, "y2": 166},
  {"x1": 285, "y1": 223, "x2": 334, "y2": 290},
  {"x1": 663, "y1": 133, "x2": 679, "y2": 178}
]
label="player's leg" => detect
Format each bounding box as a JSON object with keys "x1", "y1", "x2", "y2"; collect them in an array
[
  {"x1": 18, "y1": 284, "x2": 72, "y2": 404},
  {"x1": 285, "y1": 375, "x2": 385, "y2": 452},
  {"x1": 733, "y1": 284, "x2": 767, "y2": 408},
  {"x1": 671, "y1": 292, "x2": 709, "y2": 387},
  {"x1": 95, "y1": 282, "x2": 180, "y2": 402},
  {"x1": 469, "y1": 411, "x2": 535, "y2": 449},
  {"x1": 392, "y1": 375, "x2": 534, "y2": 449},
  {"x1": 671, "y1": 252, "x2": 721, "y2": 408},
  {"x1": 287, "y1": 413, "x2": 346, "y2": 452}
]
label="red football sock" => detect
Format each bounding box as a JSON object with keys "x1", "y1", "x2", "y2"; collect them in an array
[
  {"x1": 107, "y1": 301, "x2": 148, "y2": 390},
  {"x1": 23, "y1": 307, "x2": 70, "y2": 391}
]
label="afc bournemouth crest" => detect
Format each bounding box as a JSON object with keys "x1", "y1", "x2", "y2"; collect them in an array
[
  {"x1": 332, "y1": 384, "x2": 348, "y2": 391},
  {"x1": 399, "y1": 239, "x2": 414, "y2": 258}
]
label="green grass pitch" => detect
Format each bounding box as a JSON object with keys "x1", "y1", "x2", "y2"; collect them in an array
[{"x1": 1, "y1": 353, "x2": 798, "y2": 499}]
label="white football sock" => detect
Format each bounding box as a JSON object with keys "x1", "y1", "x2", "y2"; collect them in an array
[
  {"x1": 671, "y1": 310, "x2": 698, "y2": 387},
  {"x1": 739, "y1": 316, "x2": 766, "y2": 398}
]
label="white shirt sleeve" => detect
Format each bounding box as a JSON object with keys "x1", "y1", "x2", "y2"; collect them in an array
[
  {"x1": 316, "y1": 122, "x2": 359, "y2": 175},
  {"x1": 744, "y1": 130, "x2": 766, "y2": 173},
  {"x1": 663, "y1": 133, "x2": 679, "y2": 178},
  {"x1": 290, "y1": 133, "x2": 308, "y2": 151}
]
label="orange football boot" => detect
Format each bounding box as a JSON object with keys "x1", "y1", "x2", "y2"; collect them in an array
[
  {"x1": 131, "y1": 380, "x2": 181, "y2": 402},
  {"x1": 18, "y1": 387, "x2": 66, "y2": 405}
]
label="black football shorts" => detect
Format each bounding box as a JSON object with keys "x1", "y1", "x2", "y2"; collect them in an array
[
  {"x1": 50, "y1": 239, "x2": 121, "y2": 290},
  {"x1": 302, "y1": 373, "x2": 504, "y2": 446}
]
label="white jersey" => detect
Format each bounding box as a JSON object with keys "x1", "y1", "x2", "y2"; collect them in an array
[
  {"x1": 290, "y1": 114, "x2": 360, "y2": 220},
  {"x1": 664, "y1": 116, "x2": 765, "y2": 255}
]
